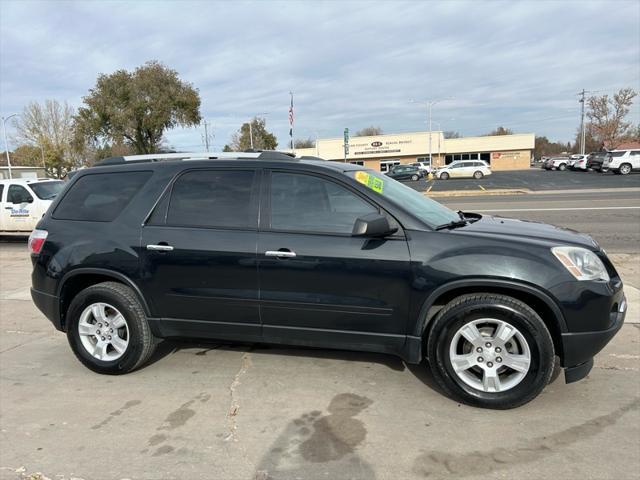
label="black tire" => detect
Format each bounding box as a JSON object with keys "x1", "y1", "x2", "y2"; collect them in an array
[
  {"x1": 558, "y1": 163, "x2": 566, "y2": 171},
  {"x1": 619, "y1": 163, "x2": 632, "y2": 175},
  {"x1": 440, "y1": 172, "x2": 450, "y2": 180},
  {"x1": 411, "y1": 174, "x2": 419, "y2": 181},
  {"x1": 427, "y1": 293, "x2": 554, "y2": 409},
  {"x1": 66, "y1": 281, "x2": 156, "y2": 374},
  {"x1": 473, "y1": 171, "x2": 484, "y2": 179}
]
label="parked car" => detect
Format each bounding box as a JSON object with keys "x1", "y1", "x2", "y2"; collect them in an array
[
  {"x1": 0, "y1": 179, "x2": 65, "y2": 234},
  {"x1": 586, "y1": 152, "x2": 607, "y2": 171},
  {"x1": 29, "y1": 151, "x2": 626, "y2": 409},
  {"x1": 434, "y1": 160, "x2": 492, "y2": 180},
  {"x1": 569, "y1": 154, "x2": 589, "y2": 171},
  {"x1": 542, "y1": 157, "x2": 570, "y2": 171},
  {"x1": 410, "y1": 161, "x2": 433, "y2": 174},
  {"x1": 386, "y1": 164, "x2": 424, "y2": 181},
  {"x1": 601, "y1": 149, "x2": 640, "y2": 175}
]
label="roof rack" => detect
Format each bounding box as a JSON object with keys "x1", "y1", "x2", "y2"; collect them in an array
[{"x1": 96, "y1": 150, "x2": 299, "y2": 166}]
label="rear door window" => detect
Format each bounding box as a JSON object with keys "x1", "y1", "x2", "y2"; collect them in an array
[
  {"x1": 53, "y1": 171, "x2": 151, "y2": 222},
  {"x1": 164, "y1": 169, "x2": 257, "y2": 229}
]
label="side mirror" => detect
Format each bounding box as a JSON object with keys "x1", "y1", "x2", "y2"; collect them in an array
[{"x1": 352, "y1": 213, "x2": 398, "y2": 238}]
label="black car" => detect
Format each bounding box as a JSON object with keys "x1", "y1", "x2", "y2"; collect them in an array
[
  {"x1": 586, "y1": 152, "x2": 607, "y2": 171},
  {"x1": 385, "y1": 164, "x2": 424, "y2": 181},
  {"x1": 29, "y1": 151, "x2": 626, "y2": 409}
]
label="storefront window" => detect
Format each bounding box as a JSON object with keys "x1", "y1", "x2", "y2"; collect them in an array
[{"x1": 379, "y1": 160, "x2": 401, "y2": 172}]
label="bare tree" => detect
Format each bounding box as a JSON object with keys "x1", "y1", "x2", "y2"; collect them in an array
[
  {"x1": 587, "y1": 88, "x2": 637, "y2": 149},
  {"x1": 294, "y1": 137, "x2": 315, "y2": 148},
  {"x1": 443, "y1": 131, "x2": 461, "y2": 139},
  {"x1": 485, "y1": 126, "x2": 513, "y2": 136},
  {"x1": 355, "y1": 126, "x2": 383, "y2": 136},
  {"x1": 13, "y1": 100, "x2": 77, "y2": 177}
]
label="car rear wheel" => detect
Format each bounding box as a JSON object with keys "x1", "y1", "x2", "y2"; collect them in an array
[
  {"x1": 411, "y1": 174, "x2": 419, "y2": 181},
  {"x1": 473, "y1": 171, "x2": 484, "y2": 179},
  {"x1": 558, "y1": 163, "x2": 566, "y2": 171},
  {"x1": 66, "y1": 282, "x2": 157, "y2": 374},
  {"x1": 619, "y1": 163, "x2": 632, "y2": 175},
  {"x1": 427, "y1": 293, "x2": 554, "y2": 409},
  {"x1": 440, "y1": 172, "x2": 450, "y2": 180}
]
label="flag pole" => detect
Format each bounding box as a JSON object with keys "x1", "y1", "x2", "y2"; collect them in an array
[{"x1": 289, "y1": 91, "x2": 294, "y2": 153}]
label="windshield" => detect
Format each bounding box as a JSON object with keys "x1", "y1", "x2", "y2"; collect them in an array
[
  {"x1": 347, "y1": 170, "x2": 459, "y2": 228},
  {"x1": 29, "y1": 181, "x2": 65, "y2": 200}
]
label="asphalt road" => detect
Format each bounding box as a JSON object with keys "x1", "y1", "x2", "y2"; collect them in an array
[
  {"x1": 1, "y1": 186, "x2": 639, "y2": 480},
  {"x1": 438, "y1": 190, "x2": 640, "y2": 253},
  {"x1": 408, "y1": 168, "x2": 640, "y2": 192}
]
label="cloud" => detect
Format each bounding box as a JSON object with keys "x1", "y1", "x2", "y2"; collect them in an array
[{"x1": 1, "y1": 0, "x2": 638, "y2": 151}]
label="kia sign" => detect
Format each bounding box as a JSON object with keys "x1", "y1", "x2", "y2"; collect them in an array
[{"x1": 371, "y1": 141, "x2": 383, "y2": 147}]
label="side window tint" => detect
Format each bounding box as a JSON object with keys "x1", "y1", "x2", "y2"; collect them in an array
[
  {"x1": 270, "y1": 172, "x2": 377, "y2": 234},
  {"x1": 53, "y1": 171, "x2": 151, "y2": 222},
  {"x1": 166, "y1": 170, "x2": 256, "y2": 229},
  {"x1": 8, "y1": 185, "x2": 33, "y2": 204},
  {"x1": 0, "y1": 184, "x2": 4, "y2": 202}
]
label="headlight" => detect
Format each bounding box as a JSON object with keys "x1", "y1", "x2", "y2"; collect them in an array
[{"x1": 551, "y1": 246, "x2": 610, "y2": 282}]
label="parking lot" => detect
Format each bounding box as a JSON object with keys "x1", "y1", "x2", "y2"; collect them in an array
[
  {"x1": 409, "y1": 167, "x2": 640, "y2": 193},
  {"x1": 1, "y1": 178, "x2": 639, "y2": 480}
]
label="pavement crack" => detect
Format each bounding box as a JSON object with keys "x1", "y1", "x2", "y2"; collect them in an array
[{"x1": 225, "y1": 351, "x2": 252, "y2": 442}]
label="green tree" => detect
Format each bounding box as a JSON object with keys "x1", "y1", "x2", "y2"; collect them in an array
[
  {"x1": 227, "y1": 117, "x2": 277, "y2": 151},
  {"x1": 294, "y1": 137, "x2": 315, "y2": 148},
  {"x1": 587, "y1": 88, "x2": 637, "y2": 149},
  {"x1": 74, "y1": 61, "x2": 201, "y2": 154},
  {"x1": 9, "y1": 145, "x2": 43, "y2": 167},
  {"x1": 486, "y1": 126, "x2": 513, "y2": 136},
  {"x1": 355, "y1": 126, "x2": 383, "y2": 136}
]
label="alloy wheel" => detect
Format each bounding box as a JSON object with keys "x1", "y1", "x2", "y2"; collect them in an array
[
  {"x1": 78, "y1": 302, "x2": 129, "y2": 361},
  {"x1": 449, "y1": 318, "x2": 531, "y2": 393}
]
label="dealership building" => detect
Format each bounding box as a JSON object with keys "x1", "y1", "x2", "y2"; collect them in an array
[{"x1": 294, "y1": 131, "x2": 535, "y2": 172}]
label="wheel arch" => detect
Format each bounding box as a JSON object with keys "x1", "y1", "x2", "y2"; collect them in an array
[
  {"x1": 414, "y1": 279, "x2": 567, "y2": 358},
  {"x1": 57, "y1": 268, "x2": 151, "y2": 330}
]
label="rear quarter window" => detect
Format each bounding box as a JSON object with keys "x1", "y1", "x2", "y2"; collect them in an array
[{"x1": 53, "y1": 171, "x2": 152, "y2": 222}]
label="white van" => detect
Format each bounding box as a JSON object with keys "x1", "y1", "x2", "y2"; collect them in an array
[
  {"x1": 602, "y1": 149, "x2": 640, "y2": 175},
  {"x1": 0, "y1": 179, "x2": 65, "y2": 234}
]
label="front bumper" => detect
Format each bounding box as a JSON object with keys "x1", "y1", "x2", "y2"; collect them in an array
[
  {"x1": 31, "y1": 288, "x2": 62, "y2": 331},
  {"x1": 560, "y1": 292, "x2": 626, "y2": 383}
]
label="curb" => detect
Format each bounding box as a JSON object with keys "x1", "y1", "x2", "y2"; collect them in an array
[
  {"x1": 424, "y1": 186, "x2": 640, "y2": 198},
  {"x1": 426, "y1": 189, "x2": 530, "y2": 197}
]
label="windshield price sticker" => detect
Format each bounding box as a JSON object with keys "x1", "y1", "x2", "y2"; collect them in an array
[{"x1": 354, "y1": 171, "x2": 384, "y2": 194}]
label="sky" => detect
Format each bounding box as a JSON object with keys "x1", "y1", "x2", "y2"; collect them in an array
[{"x1": 1, "y1": 0, "x2": 639, "y2": 152}]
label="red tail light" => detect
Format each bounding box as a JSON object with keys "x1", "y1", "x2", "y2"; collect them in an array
[{"x1": 28, "y1": 229, "x2": 48, "y2": 255}]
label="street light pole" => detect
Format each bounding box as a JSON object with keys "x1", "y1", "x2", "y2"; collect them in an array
[
  {"x1": 411, "y1": 98, "x2": 452, "y2": 166},
  {"x1": 1, "y1": 114, "x2": 17, "y2": 179}
]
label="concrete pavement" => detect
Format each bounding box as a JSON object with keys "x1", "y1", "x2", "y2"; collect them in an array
[{"x1": 1, "y1": 189, "x2": 639, "y2": 480}]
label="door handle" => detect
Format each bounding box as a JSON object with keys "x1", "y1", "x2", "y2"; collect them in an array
[
  {"x1": 146, "y1": 244, "x2": 174, "y2": 252},
  {"x1": 265, "y1": 250, "x2": 296, "y2": 258}
]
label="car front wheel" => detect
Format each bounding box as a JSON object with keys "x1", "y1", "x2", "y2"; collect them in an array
[
  {"x1": 558, "y1": 163, "x2": 566, "y2": 171},
  {"x1": 473, "y1": 171, "x2": 484, "y2": 179},
  {"x1": 411, "y1": 174, "x2": 419, "y2": 181},
  {"x1": 440, "y1": 172, "x2": 450, "y2": 180},
  {"x1": 66, "y1": 282, "x2": 157, "y2": 374},
  {"x1": 427, "y1": 293, "x2": 554, "y2": 409}
]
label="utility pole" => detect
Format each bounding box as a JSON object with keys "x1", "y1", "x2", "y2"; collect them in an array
[
  {"x1": 578, "y1": 89, "x2": 586, "y2": 155},
  {"x1": 1, "y1": 114, "x2": 17, "y2": 179},
  {"x1": 202, "y1": 120, "x2": 212, "y2": 152}
]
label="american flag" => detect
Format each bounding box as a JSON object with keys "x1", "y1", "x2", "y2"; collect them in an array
[{"x1": 289, "y1": 92, "x2": 294, "y2": 148}]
